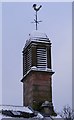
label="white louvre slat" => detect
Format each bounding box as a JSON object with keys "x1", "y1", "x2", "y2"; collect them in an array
[{"x1": 37, "y1": 48, "x2": 47, "y2": 69}]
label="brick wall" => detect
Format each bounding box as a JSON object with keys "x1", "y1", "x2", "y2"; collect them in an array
[{"x1": 23, "y1": 71, "x2": 52, "y2": 107}]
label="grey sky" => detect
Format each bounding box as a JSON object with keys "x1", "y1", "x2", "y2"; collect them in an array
[
  {"x1": 1, "y1": 2, "x2": 72, "y2": 112},
  {"x1": 0, "y1": 2, "x2": 2, "y2": 105}
]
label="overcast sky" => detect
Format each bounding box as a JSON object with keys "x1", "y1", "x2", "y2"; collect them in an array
[{"x1": 1, "y1": 2, "x2": 72, "y2": 112}]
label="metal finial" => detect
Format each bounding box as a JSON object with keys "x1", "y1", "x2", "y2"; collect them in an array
[{"x1": 32, "y1": 4, "x2": 42, "y2": 30}]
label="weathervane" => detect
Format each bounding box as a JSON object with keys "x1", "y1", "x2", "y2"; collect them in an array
[{"x1": 32, "y1": 4, "x2": 42, "y2": 30}]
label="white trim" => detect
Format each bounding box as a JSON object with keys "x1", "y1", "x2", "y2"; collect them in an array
[{"x1": 22, "y1": 66, "x2": 54, "y2": 80}]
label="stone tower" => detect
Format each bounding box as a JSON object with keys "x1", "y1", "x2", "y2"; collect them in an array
[{"x1": 21, "y1": 30, "x2": 56, "y2": 116}]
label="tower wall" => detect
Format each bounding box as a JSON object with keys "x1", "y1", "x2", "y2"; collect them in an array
[
  {"x1": 21, "y1": 30, "x2": 56, "y2": 115},
  {"x1": 23, "y1": 71, "x2": 52, "y2": 107}
]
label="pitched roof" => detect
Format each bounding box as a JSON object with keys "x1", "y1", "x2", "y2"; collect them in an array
[
  {"x1": 0, "y1": 105, "x2": 62, "y2": 120},
  {"x1": 0, "y1": 105, "x2": 35, "y2": 119}
]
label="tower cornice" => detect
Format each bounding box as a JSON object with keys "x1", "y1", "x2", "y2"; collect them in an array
[{"x1": 21, "y1": 68, "x2": 55, "y2": 82}]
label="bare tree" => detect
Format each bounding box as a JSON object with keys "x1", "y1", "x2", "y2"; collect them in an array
[{"x1": 60, "y1": 105, "x2": 74, "y2": 120}]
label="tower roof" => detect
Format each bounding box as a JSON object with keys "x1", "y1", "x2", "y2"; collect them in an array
[
  {"x1": 29, "y1": 30, "x2": 49, "y2": 39},
  {"x1": 24, "y1": 30, "x2": 50, "y2": 49}
]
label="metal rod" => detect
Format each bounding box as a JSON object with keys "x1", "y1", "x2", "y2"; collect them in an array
[
  {"x1": 32, "y1": 4, "x2": 42, "y2": 30},
  {"x1": 36, "y1": 11, "x2": 37, "y2": 30}
]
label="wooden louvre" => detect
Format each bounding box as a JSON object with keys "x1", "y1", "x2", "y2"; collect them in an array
[{"x1": 37, "y1": 47, "x2": 47, "y2": 70}]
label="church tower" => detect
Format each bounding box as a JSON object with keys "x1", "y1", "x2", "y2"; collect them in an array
[{"x1": 21, "y1": 4, "x2": 56, "y2": 116}]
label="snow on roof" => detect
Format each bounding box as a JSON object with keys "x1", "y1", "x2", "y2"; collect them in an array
[
  {"x1": 0, "y1": 105, "x2": 35, "y2": 119},
  {"x1": 0, "y1": 105, "x2": 33, "y2": 113},
  {"x1": 23, "y1": 30, "x2": 50, "y2": 50},
  {"x1": 0, "y1": 113, "x2": 2, "y2": 119},
  {"x1": 29, "y1": 30, "x2": 49, "y2": 39},
  {"x1": 33, "y1": 112, "x2": 43, "y2": 119},
  {"x1": 52, "y1": 114, "x2": 62, "y2": 118},
  {"x1": 0, "y1": 106, "x2": 44, "y2": 119},
  {"x1": 0, "y1": 113, "x2": 12, "y2": 118}
]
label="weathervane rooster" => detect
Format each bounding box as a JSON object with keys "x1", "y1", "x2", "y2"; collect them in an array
[
  {"x1": 32, "y1": 4, "x2": 42, "y2": 30},
  {"x1": 33, "y1": 4, "x2": 42, "y2": 12}
]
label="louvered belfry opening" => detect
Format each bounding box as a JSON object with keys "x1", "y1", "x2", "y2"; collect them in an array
[
  {"x1": 23, "y1": 45, "x2": 51, "y2": 75},
  {"x1": 23, "y1": 47, "x2": 32, "y2": 75},
  {"x1": 37, "y1": 47, "x2": 47, "y2": 70},
  {"x1": 26, "y1": 47, "x2": 32, "y2": 72}
]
